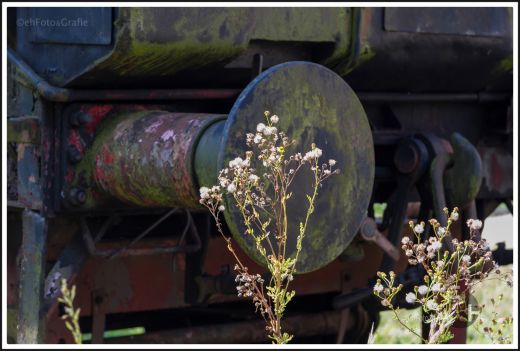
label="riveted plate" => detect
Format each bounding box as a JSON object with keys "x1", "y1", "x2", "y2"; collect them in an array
[{"x1": 219, "y1": 61, "x2": 374, "y2": 273}]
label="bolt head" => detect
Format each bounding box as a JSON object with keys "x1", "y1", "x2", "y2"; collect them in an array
[{"x1": 68, "y1": 187, "x2": 87, "y2": 205}]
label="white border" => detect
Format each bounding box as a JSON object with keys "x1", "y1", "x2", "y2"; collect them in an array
[{"x1": 2, "y1": 2, "x2": 518, "y2": 349}]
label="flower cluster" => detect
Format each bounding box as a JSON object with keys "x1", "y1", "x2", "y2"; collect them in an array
[
  {"x1": 199, "y1": 111, "x2": 338, "y2": 344},
  {"x1": 373, "y1": 207, "x2": 513, "y2": 344},
  {"x1": 235, "y1": 268, "x2": 265, "y2": 298}
]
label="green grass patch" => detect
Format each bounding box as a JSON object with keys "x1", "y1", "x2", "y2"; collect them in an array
[
  {"x1": 82, "y1": 326, "x2": 145, "y2": 342},
  {"x1": 374, "y1": 203, "x2": 387, "y2": 220}
]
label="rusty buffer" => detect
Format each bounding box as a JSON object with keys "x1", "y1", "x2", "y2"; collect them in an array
[
  {"x1": 91, "y1": 111, "x2": 224, "y2": 209},
  {"x1": 85, "y1": 62, "x2": 375, "y2": 273}
]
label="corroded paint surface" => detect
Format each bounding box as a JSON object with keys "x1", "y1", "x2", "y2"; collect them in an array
[
  {"x1": 17, "y1": 210, "x2": 47, "y2": 344},
  {"x1": 477, "y1": 145, "x2": 513, "y2": 197},
  {"x1": 89, "y1": 111, "x2": 224, "y2": 208},
  {"x1": 218, "y1": 61, "x2": 374, "y2": 273},
  {"x1": 74, "y1": 8, "x2": 353, "y2": 82},
  {"x1": 7, "y1": 116, "x2": 40, "y2": 144}
]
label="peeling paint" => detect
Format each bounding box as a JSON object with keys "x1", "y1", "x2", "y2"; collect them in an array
[{"x1": 80, "y1": 111, "x2": 225, "y2": 209}]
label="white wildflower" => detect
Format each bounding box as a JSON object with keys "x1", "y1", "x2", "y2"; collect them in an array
[
  {"x1": 218, "y1": 205, "x2": 225, "y2": 212},
  {"x1": 229, "y1": 157, "x2": 244, "y2": 168},
  {"x1": 227, "y1": 183, "x2": 236, "y2": 193},
  {"x1": 329, "y1": 159, "x2": 336, "y2": 166},
  {"x1": 405, "y1": 249, "x2": 413, "y2": 257},
  {"x1": 436, "y1": 260, "x2": 445, "y2": 269},
  {"x1": 219, "y1": 178, "x2": 229, "y2": 187},
  {"x1": 462, "y1": 255, "x2": 471, "y2": 264},
  {"x1": 418, "y1": 285, "x2": 428, "y2": 295},
  {"x1": 199, "y1": 187, "x2": 210, "y2": 199},
  {"x1": 426, "y1": 300, "x2": 438, "y2": 311},
  {"x1": 405, "y1": 292, "x2": 416, "y2": 304},
  {"x1": 248, "y1": 174, "x2": 259, "y2": 183},
  {"x1": 414, "y1": 223, "x2": 424, "y2": 234},
  {"x1": 401, "y1": 236, "x2": 411, "y2": 245},
  {"x1": 431, "y1": 283, "x2": 441, "y2": 293},
  {"x1": 263, "y1": 126, "x2": 277, "y2": 136},
  {"x1": 253, "y1": 134, "x2": 262, "y2": 144},
  {"x1": 437, "y1": 227, "x2": 446, "y2": 236},
  {"x1": 450, "y1": 212, "x2": 459, "y2": 221},
  {"x1": 324, "y1": 170, "x2": 331, "y2": 175},
  {"x1": 431, "y1": 240, "x2": 442, "y2": 251},
  {"x1": 373, "y1": 283, "x2": 384, "y2": 294},
  {"x1": 270, "y1": 115, "x2": 279, "y2": 124},
  {"x1": 467, "y1": 219, "x2": 482, "y2": 230},
  {"x1": 256, "y1": 123, "x2": 266, "y2": 133}
]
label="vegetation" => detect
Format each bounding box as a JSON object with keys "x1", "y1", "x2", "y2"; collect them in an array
[
  {"x1": 373, "y1": 208, "x2": 513, "y2": 344},
  {"x1": 200, "y1": 111, "x2": 338, "y2": 343}
]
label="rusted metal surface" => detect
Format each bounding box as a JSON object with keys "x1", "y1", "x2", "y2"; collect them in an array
[
  {"x1": 81, "y1": 112, "x2": 224, "y2": 209},
  {"x1": 17, "y1": 210, "x2": 47, "y2": 344},
  {"x1": 357, "y1": 92, "x2": 511, "y2": 103},
  {"x1": 16, "y1": 144, "x2": 42, "y2": 210},
  {"x1": 7, "y1": 115, "x2": 43, "y2": 209},
  {"x1": 108, "y1": 311, "x2": 345, "y2": 344},
  {"x1": 81, "y1": 210, "x2": 201, "y2": 258},
  {"x1": 8, "y1": 47, "x2": 241, "y2": 102},
  {"x1": 13, "y1": 8, "x2": 353, "y2": 88},
  {"x1": 202, "y1": 235, "x2": 345, "y2": 303},
  {"x1": 91, "y1": 289, "x2": 109, "y2": 344},
  {"x1": 477, "y1": 145, "x2": 513, "y2": 199},
  {"x1": 7, "y1": 116, "x2": 40, "y2": 144},
  {"x1": 45, "y1": 248, "x2": 187, "y2": 343},
  {"x1": 379, "y1": 137, "x2": 429, "y2": 273},
  {"x1": 43, "y1": 234, "x2": 89, "y2": 311},
  {"x1": 359, "y1": 217, "x2": 400, "y2": 261}
]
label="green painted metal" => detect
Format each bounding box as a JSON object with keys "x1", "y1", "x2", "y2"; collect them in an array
[
  {"x1": 68, "y1": 8, "x2": 354, "y2": 83},
  {"x1": 444, "y1": 133, "x2": 483, "y2": 209},
  {"x1": 17, "y1": 209, "x2": 47, "y2": 344},
  {"x1": 193, "y1": 120, "x2": 227, "y2": 191},
  {"x1": 216, "y1": 61, "x2": 374, "y2": 273}
]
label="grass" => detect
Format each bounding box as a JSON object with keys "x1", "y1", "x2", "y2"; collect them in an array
[
  {"x1": 373, "y1": 264, "x2": 514, "y2": 344},
  {"x1": 81, "y1": 326, "x2": 145, "y2": 342}
]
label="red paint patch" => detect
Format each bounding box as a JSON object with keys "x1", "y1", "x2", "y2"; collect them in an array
[
  {"x1": 100, "y1": 145, "x2": 114, "y2": 165},
  {"x1": 84, "y1": 105, "x2": 114, "y2": 134},
  {"x1": 64, "y1": 169, "x2": 75, "y2": 183},
  {"x1": 68, "y1": 129, "x2": 83, "y2": 153},
  {"x1": 94, "y1": 154, "x2": 105, "y2": 180}
]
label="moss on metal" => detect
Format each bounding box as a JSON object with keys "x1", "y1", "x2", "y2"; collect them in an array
[
  {"x1": 218, "y1": 62, "x2": 374, "y2": 273},
  {"x1": 491, "y1": 54, "x2": 513, "y2": 76},
  {"x1": 73, "y1": 111, "x2": 223, "y2": 209},
  {"x1": 91, "y1": 8, "x2": 251, "y2": 78},
  {"x1": 77, "y1": 8, "x2": 355, "y2": 81}
]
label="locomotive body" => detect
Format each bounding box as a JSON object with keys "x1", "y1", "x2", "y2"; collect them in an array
[{"x1": 6, "y1": 7, "x2": 513, "y2": 344}]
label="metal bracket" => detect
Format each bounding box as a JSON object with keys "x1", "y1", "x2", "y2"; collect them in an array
[{"x1": 81, "y1": 208, "x2": 201, "y2": 259}]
